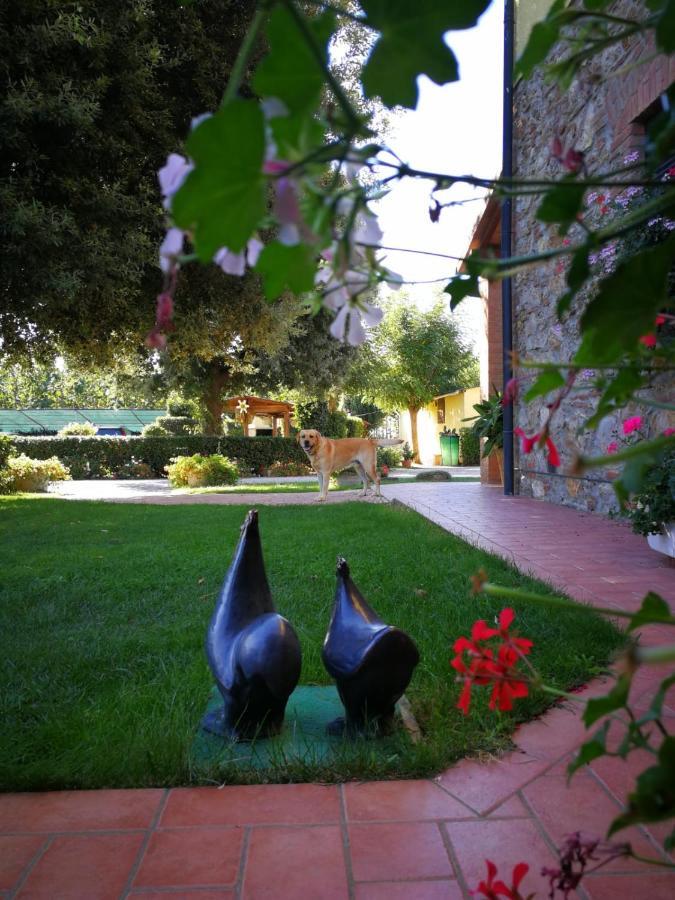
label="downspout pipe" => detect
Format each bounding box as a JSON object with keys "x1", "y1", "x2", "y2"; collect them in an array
[{"x1": 501, "y1": 0, "x2": 515, "y2": 495}]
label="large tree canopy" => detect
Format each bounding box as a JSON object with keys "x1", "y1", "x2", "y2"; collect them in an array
[
  {"x1": 0, "y1": 0, "x2": 257, "y2": 360},
  {"x1": 349, "y1": 296, "x2": 479, "y2": 459}
]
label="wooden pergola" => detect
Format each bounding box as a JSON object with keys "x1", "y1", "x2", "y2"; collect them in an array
[{"x1": 224, "y1": 396, "x2": 294, "y2": 438}]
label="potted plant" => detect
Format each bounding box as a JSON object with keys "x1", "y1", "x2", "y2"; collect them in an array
[
  {"x1": 463, "y1": 391, "x2": 504, "y2": 483},
  {"x1": 625, "y1": 448, "x2": 675, "y2": 557},
  {"x1": 380, "y1": 463, "x2": 390, "y2": 477},
  {"x1": 401, "y1": 442, "x2": 414, "y2": 468}
]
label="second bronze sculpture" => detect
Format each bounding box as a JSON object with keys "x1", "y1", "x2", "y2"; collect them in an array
[{"x1": 203, "y1": 511, "x2": 419, "y2": 741}]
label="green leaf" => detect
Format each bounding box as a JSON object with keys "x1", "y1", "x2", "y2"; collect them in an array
[
  {"x1": 636, "y1": 674, "x2": 675, "y2": 725},
  {"x1": 567, "y1": 721, "x2": 611, "y2": 778},
  {"x1": 536, "y1": 178, "x2": 586, "y2": 235},
  {"x1": 253, "y1": 7, "x2": 334, "y2": 157},
  {"x1": 255, "y1": 242, "x2": 317, "y2": 300},
  {"x1": 576, "y1": 235, "x2": 675, "y2": 364},
  {"x1": 444, "y1": 274, "x2": 480, "y2": 309},
  {"x1": 172, "y1": 101, "x2": 266, "y2": 259},
  {"x1": 609, "y1": 736, "x2": 675, "y2": 835},
  {"x1": 585, "y1": 366, "x2": 644, "y2": 428},
  {"x1": 515, "y1": 0, "x2": 566, "y2": 79},
  {"x1": 524, "y1": 368, "x2": 565, "y2": 402},
  {"x1": 361, "y1": 0, "x2": 491, "y2": 109},
  {"x1": 583, "y1": 673, "x2": 631, "y2": 727},
  {"x1": 628, "y1": 593, "x2": 674, "y2": 633},
  {"x1": 654, "y1": 0, "x2": 675, "y2": 53}
]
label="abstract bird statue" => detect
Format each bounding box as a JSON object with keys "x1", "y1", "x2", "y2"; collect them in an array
[
  {"x1": 322, "y1": 557, "x2": 420, "y2": 736},
  {"x1": 203, "y1": 509, "x2": 302, "y2": 740}
]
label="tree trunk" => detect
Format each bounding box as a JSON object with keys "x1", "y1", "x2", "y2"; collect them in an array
[
  {"x1": 408, "y1": 406, "x2": 420, "y2": 463},
  {"x1": 202, "y1": 364, "x2": 229, "y2": 435}
]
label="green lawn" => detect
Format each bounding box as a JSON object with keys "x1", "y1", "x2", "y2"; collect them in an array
[
  {"x1": 0, "y1": 496, "x2": 623, "y2": 790},
  {"x1": 182, "y1": 476, "x2": 479, "y2": 494}
]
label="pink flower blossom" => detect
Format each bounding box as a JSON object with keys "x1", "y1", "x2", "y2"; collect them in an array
[
  {"x1": 502, "y1": 378, "x2": 518, "y2": 406},
  {"x1": 664, "y1": 428, "x2": 675, "y2": 437},
  {"x1": 329, "y1": 301, "x2": 383, "y2": 346},
  {"x1": 606, "y1": 441, "x2": 618, "y2": 454},
  {"x1": 159, "y1": 227, "x2": 184, "y2": 273},
  {"x1": 213, "y1": 238, "x2": 264, "y2": 276},
  {"x1": 622, "y1": 416, "x2": 642, "y2": 436},
  {"x1": 273, "y1": 177, "x2": 302, "y2": 246},
  {"x1": 158, "y1": 154, "x2": 193, "y2": 210}
]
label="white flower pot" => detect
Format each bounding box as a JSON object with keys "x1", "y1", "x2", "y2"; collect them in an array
[{"x1": 647, "y1": 523, "x2": 675, "y2": 558}]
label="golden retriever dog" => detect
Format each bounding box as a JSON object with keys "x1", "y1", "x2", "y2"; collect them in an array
[{"x1": 297, "y1": 430, "x2": 403, "y2": 502}]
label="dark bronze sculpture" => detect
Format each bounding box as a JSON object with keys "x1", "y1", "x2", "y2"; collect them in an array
[
  {"x1": 203, "y1": 509, "x2": 302, "y2": 740},
  {"x1": 322, "y1": 557, "x2": 420, "y2": 736}
]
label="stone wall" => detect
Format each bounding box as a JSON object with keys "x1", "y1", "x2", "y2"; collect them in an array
[{"x1": 512, "y1": 0, "x2": 674, "y2": 514}]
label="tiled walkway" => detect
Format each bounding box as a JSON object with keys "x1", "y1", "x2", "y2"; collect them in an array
[{"x1": 2, "y1": 485, "x2": 674, "y2": 899}]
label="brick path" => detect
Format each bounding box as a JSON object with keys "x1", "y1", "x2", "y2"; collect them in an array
[{"x1": 2, "y1": 484, "x2": 674, "y2": 898}]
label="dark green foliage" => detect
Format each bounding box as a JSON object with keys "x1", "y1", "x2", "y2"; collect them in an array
[
  {"x1": 625, "y1": 449, "x2": 675, "y2": 537},
  {"x1": 293, "y1": 400, "x2": 351, "y2": 437},
  {"x1": 459, "y1": 427, "x2": 480, "y2": 466},
  {"x1": 0, "y1": 435, "x2": 14, "y2": 467},
  {"x1": 464, "y1": 392, "x2": 503, "y2": 459},
  {"x1": 0, "y1": 497, "x2": 623, "y2": 789},
  {"x1": 0, "y1": 0, "x2": 257, "y2": 359},
  {"x1": 360, "y1": 0, "x2": 491, "y2": 109},
  {"x1": 154, "y1": 415, "x2": 198, "y2": 436},
  {"x1": 376, "y1": 446, "x2": 402, "y2": 468},
  {"x1": 12, "y1": 434, "x2": 305, "y2": 478}
]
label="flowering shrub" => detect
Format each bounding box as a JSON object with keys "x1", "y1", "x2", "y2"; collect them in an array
[
  {"x1": 456, "y1": 587, "x2": 675, "y2": 897},
  {"x1": 140, "y1": 422, "x2": 169, "y2": 437},
  {"x1": 626, "y1": 447, "x2": 675, "y2": 537},
  {"x1": 57, "y1": 422, "x2": 97, "y2": 437},
  {"x1": 165, "y1": 453, "x2": 238, "y2": 488},
  {"x1": 376, "y1": 446, "x2": 403, "y2": 469},
  {"x1": 266, "y1": 460, "x2": 313, "y2": 477},
  {"x1": 4, "y1": 455, "x2": 70, "y2": 492}
]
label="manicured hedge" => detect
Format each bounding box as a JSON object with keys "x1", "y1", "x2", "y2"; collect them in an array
[
  {"x1": 11, "y1": 435, "x2": 306, "y2": 479},
  {"x1": 459, "y1": 427, "x2": 480, "y2": 466}
]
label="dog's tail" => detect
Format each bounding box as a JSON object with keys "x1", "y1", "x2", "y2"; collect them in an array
[{"x1": 373, "y1": 438, "x2": 404, "y2": 447}]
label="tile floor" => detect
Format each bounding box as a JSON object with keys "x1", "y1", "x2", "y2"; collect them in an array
[{"x1": 2, "y1": 484, "x2": 673, "y2": 899}]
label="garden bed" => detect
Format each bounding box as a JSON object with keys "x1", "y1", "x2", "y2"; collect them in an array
[{"x1": 0, "y1": 497, "x2": 623, "y2": 790}]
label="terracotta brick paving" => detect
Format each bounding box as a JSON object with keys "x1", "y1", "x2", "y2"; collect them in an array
[{"x1": 2, "y1": 484, "x2": 674, "y2": 898}]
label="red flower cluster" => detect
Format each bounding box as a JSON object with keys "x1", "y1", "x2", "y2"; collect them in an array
[
  {"x1": 550, "y1": 136, "x2": 584, "y2": 173},
  {"x1": 514, "y1": 428, "x2": 561, "y2": 467},
  {"x1": 451, "y1": 608, "x2": 533, "y2": 715},
  {"x1": 474, "y1": 859, "x2": 530, "y2": 899}
]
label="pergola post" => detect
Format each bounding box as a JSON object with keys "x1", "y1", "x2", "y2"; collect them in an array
[{"x1": 283, "y1": 411, "x2": 290, "y2": 437}]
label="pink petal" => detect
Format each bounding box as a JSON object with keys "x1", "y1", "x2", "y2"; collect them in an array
[
  {"x1": 214, "y1": 247, "x2": 246, "y2": 276},
  {"x1": 329, "y1": 305, "x2": 350, "y2": 341},
  {"x1": 274, "y1": 177, "x2": 301, "y2": 225},
  {"x1": 246, "y1": 238, "x2": 264, "y2": 267},
  {"x1": 159, "y1": 227, "x2": 184, "y2": 273},
  {"x1": 347, "y1": 311, "x2": 367, "y2": 346}
]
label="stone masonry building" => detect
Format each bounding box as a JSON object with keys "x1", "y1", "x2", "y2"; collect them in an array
[{"x1": 469, "y1": 0, "x2": 674, "y2": 512}]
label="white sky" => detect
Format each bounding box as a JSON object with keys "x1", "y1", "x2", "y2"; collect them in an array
[{"x1": 373, "y1": 2, "x2": 504, "y2": 350}]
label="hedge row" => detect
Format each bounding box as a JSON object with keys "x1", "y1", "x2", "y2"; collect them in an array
[
  {"x1": 458, "y1": 427, "x2": 480, "y2": 466},
  {"x1": 11, "y1": 435, "x2": 307, "y2": 479}
]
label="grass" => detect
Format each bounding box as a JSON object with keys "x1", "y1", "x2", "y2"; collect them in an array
[
  {"x1": 182, "y1": 476, "x2": 479, "y2": 494},
  {"x1": 0, "y1": 496, "x2": 624, "y2": 791}
]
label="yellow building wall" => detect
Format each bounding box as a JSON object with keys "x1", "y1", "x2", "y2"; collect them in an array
[{"x1": 397, "y1": 388, "x2": 482, "y2": 466}]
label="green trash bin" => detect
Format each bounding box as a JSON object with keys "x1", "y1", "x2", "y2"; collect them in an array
[{"x1": 439, "y1": 432, "x2": 460, "y2": 466}]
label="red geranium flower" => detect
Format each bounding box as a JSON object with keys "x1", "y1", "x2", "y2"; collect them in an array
[
  {"x1": 640, "y1": 333, "x2": 657, "y2": 348},
  {"x1": 473, "y1": 859, "x2": 530, "y2": 899}
]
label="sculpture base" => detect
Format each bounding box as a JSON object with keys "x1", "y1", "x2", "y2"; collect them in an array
[{"x1": 193, "y1": 685, "x2": 413, "y2": 774}]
